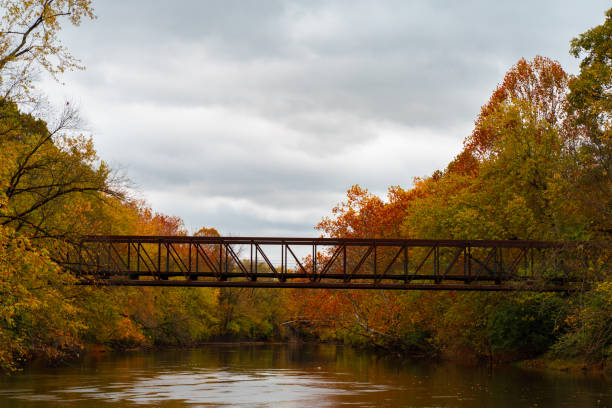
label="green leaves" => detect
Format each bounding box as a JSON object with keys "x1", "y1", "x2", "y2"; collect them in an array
[
  {"x1": 487, "y1": 294, "x2": 565, "y2": 357},
  {"x1": 567, "y1": 8, "x2": 612, "y2": 239},
  {"x1": 309, "y1": 32, "x2": 611, "y2": 363},
  {"x1": 569, "y1": 8, "x2": 612, "y2": 117}
]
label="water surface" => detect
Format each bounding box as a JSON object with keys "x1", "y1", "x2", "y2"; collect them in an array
[{"x1": 0, "y1": 344, "x2": 610, "y2": 407}]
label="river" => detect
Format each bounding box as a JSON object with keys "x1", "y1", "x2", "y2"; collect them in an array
[{"x1": 0, "y1": 344, "x2": 609, "y2": 407}]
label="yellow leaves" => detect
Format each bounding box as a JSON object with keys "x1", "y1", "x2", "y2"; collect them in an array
[
  {"x1": 0, "y1": 0, "x2": 95, "y2": 99},
  {"x1": 0, "y1": 225, "x2": 84, "y2": 370},
  {"x1": 593, "y1": 281, "x2": 612, "y2": 307},
  {"x1": 212, "y1": 288, "x2": 221, "y2": 300},
  {"x1": 0, "y1": 99, "x2": 121, "y2": 243}
]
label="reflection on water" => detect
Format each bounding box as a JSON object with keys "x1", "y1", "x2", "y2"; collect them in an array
[{"x1": 0, "y1": 344, "x2": 610, "y2": 407}]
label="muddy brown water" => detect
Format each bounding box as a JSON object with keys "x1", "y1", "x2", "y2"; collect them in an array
[{"x1": 0, "y1": 344, "x2": 610, "y2": 407}]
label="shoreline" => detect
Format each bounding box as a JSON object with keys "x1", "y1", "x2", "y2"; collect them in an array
[
  {"x1": 12, "y1": 340, "x2": 609, "y2": 378},
  {"x1": 515, "y1": 357, "x2": 611, "y2": 377},
  {"x1": 82, "y1": 341, "x2": 610, "y2": 378}
]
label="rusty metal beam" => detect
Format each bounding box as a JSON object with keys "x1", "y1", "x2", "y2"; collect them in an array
[
  {"x1": 60, "y1": 236, "x2": 606, "y2": 291},
  {"x1": 76, "y1": 279, "x2": 582, "y2": 292}
]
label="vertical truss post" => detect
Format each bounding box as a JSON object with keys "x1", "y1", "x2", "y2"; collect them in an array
[
  {"x1": 343, "y1": 244, "x2": 347, "y2": 278},
  {"x1": 128, "y1": 241, "x2": 137, "y2": 280},
  {"x1": 96, "y1": 242, "x2": 101, "y2": 276},
  {"x1": 104, "y1": 242, "x2": 110, "y2": 276},
  {"x1": 434, "y1": 245, "x2": 440, "y2": 283},
  {"x1": 188, "y1": 242, "x2": 192, "y2": 273},
  {"x1": 78, "y1": 241, "x2": 83, "y2": 277},
  {"x1": 157, "y1": 241, "x2": 161, "y2": 279},
  {"x1": 283, "y1": 242, "x2": 288, "y2": 282},
  {"x1": 373, "y1": 241, "x2": 377, "y2": 278},
  {"x1": 195, "y1": 243, "x2": 199, "y2": 274},
  {"x1": 492, "y1": 247, "x2": 497, "y2": 278},
  {"x1": 495, "y1": 247, "x2": 501, "y2": 284},
  {"x1": 280, "y1": 240, "x2": 286, "y2": 282},
  {"x1": 467, "y1": 245, "x2": 472, "y2": 281},
  {"x1": 403, "y1": 245, "x2": 408, "y2": 283},
  {"x1": 313, "y1": 243, "x2": 317, "y2": 280},
  {"x1": 163, "y1": 242, "x2": 169, "y2": 280},
  {"x1": 523, "y1": 247, "x2": 528, "y2": 277},
  {"x1": 219, "y1": 243, "x2": 223, "y2": 280},
  {"x1": 137, "y1": 242, "x2": 141, "y2": 273},
  {"x1": 225, "y1": 244, "x2": 229, "y2": 277},
  {"x1": 463, "y1": 245, "x2": 468, "y2": 283}
]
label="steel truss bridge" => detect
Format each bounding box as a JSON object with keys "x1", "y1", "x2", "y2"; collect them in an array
[{"x1": 59, "y1": 236, "x2": 604, "y2": 291}]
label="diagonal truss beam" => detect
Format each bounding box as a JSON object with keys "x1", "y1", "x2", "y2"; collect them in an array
[{"x1": 61, "y1": 236, "x2": 604, "y2": 291}]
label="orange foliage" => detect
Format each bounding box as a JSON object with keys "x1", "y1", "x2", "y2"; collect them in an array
[
  {"x1": 316, "y1": 184, "x2": 420, "y2": 239},
  {"x1": 130, "y1": 202, "x2": 187, "y2": 236},
  {"x1": 195, "y1": 227, "x2": 220, "y2": 237},
  {"x1": 293, "y1": 57, "x2": 577, "y2": 353},
  {"x1": 463, "y1": 56, "x2": 568, "y2": 161}
]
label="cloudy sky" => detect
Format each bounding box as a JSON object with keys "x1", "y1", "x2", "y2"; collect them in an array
[{"x1": 41, "y1": 1, "x2": 610, "y2": 237}]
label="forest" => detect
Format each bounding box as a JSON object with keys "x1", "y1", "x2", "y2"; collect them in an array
[{"x1": 0, "y1": 2, "x2": 610, "y2": 373}]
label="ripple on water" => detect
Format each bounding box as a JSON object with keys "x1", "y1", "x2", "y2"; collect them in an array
[
  {"x1": 1, "y1": 345, "x2": 610, "y2": 407},
  {"x1": 21, "y1": 368, "x2": 389, "y2": 406}
]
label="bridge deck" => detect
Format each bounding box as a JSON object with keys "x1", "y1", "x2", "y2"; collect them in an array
[{"x1": 59, "y1": 236, "x2": 599, "y2": 291}]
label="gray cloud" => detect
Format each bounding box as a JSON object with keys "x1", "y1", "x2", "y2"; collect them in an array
[{"x1": 41, "y1": 0, "x2": 611, "y2": 236}]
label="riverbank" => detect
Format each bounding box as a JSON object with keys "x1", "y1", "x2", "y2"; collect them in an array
[
  {"x1": 80, "y1": 341, "x2": 612, "y2": 379},
  {"x1": 516, "y1": 356, "x2": 612, "y2": 377}
]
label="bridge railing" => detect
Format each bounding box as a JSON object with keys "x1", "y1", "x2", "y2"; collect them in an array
[{"x1": 58, "y1": 236, "x2": 608, "y2": 290}]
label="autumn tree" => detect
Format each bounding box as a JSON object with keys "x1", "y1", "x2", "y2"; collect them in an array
[
  {"x1": 566, "y1": 7, "x2": 612, "y2": 238},
  {"x1": 0, "y1": 100, "x2": 121, "y2": 253},
  {"x1": 464, "y1": 56, "x2": 569, "y2": 159},
  {"x1": 568, "y1": 8, "x2": 612, "y2": 140},
  {"x1": 0, "y1": 0, "x2": 111, "y2": 370},
  {"x1": 0, "y1": 224, "x2": 84, "y2": 371},
  {"x1": 445, "y1": 56, "x2": 571, "y2": 176},
  {"x1": 0, "y1": 0, "x2": 95, "y2": 100},
  {"x1": 549, "y1": 8, "x2": 612, "y2": 364},
  {"x1": 317, "y1": 184, "x2": 416, "y2": 239},
  {"x1": 0, "y1": 1, "x2": 114, "y2": 256},
  {"x1": 301, "y1": 49, "x2": 609, "y2": 361},
  {"x1": 0, "y1": 99, "x2": 125, "y2": 369}
]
